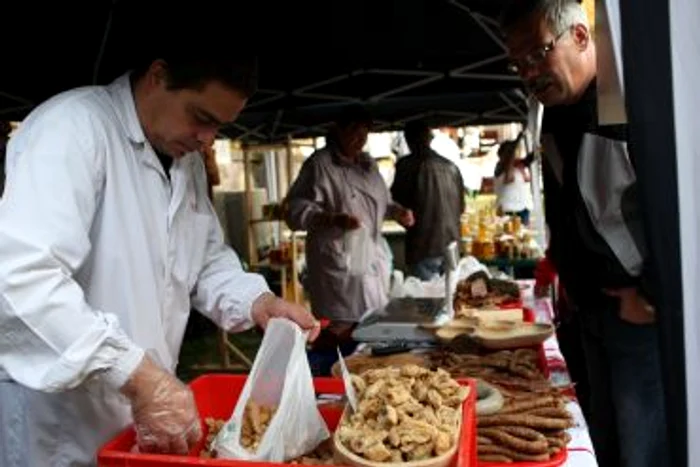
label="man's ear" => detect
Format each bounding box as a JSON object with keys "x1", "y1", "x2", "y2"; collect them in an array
[
  {"x1": 571, "y1": 23, "x2": 590, "y2": 51},
  {"x1": 146, "y1": 59, "x2": 169, "y2": 88}
]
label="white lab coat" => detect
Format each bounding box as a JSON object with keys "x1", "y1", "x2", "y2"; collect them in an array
[{"x1": 0, "y1": 74, "x2": 269, "y2": 466}]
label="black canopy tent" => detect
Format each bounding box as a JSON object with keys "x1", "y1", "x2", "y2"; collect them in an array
[{"x1": 0, "y1": 0, "x2": 525, "y2": 144}]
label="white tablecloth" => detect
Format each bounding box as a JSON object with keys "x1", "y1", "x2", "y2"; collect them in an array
[{"x1": 519, "y1": 280, "x2": 598, "y2": 467}]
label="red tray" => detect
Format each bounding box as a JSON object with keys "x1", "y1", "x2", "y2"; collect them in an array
[
  {"x1": 98, "y1": 374, "x2": 477, "y2": 467},
  {"x1": 498, "y1": 299, "x2": 524, "y2": 310},
  {"x1": 477, "y1": 448, "x2": 567, "y2": 467}
]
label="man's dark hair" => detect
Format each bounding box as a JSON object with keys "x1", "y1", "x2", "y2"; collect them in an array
[
  {"x1": 161, "y1": 56, "x2": 258, "y2": 97},
  {"x1": 132, "y1": 35, "x2": 259, "y2": 98},
  {"x1": 499, "y1": 0, "x2": 586, "y2": 36},
  {"x1": 0, "y1": 121, "x2": 11, "y2": 140},
  {"x1": 334, "y1": 105, "x2": 373, "y2": 129},
  {"x1": 404, "y1": 120, "x2": 432, "y2": 149}
]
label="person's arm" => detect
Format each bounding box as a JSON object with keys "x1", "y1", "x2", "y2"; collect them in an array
[
  {"x1": 386, "y1": 195, "x2": 414, "y2": 228},
  {"x1": 390, "y1": 159, "x2": 411, "y2": 209},
  {"x1": 0, "y1": 110, "x2": 143, "y2": 393},
  {"x1": 456, "y1": 165, "x2": 466, "y2": 215},
  {"x1": 283, "y1": 154, "x2": 359, "y2": 230},
  {"x1": 387, "y1": 159, "x2": 415, "y2": 227},
  {"x1": 190, "y1": 161, "x2": 320, "y2": 337},
  {"x1": 189, "y1": 198, "x2": 272, "y2": 333},
  {"x1": 284, "y1": 155, "x2": 329, "y2": 231}
]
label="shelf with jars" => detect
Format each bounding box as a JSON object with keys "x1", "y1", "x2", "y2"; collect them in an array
[{"x1": 459, "y1": 201, "x2": 542, "y2": 262}]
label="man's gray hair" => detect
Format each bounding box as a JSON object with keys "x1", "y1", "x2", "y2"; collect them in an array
[{"x1": 499, "y1": 0, "x2": 589, "y2": 36}]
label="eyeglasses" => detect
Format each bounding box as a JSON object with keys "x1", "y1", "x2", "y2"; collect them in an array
[{"x1": 507, "y1": 30, "x2": 568, "y2": 75}]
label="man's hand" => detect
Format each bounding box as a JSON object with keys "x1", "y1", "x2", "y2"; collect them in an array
[
  {"x1": 605, "y1": 287, "x2": 656, "y2": 325},
  {"x1": 396, "y1": 208, "x2": 415, "y2": 228},
  {"x1": 332, "y1": 213, "x2": 361, "y2": 230},
  {"x1": 121, "y1": 355, "x2": 201, "y2": 455},
  {"x1": 251, "y1": 292, "x2": 321, "y2": 341},
  {"x1": 534, "y1": 284, "x2": 550, "y2": 298},
  {"x1": 314, "y1": 212, "x2": 360, "y2": 230}
]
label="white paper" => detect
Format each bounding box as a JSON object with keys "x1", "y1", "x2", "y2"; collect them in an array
[{"x1": 336, "y1": 348, "x2": 358, "y2": 413}]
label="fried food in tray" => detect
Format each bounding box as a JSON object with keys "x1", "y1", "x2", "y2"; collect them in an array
[
  {"x1": 201, "y1": 417, "x2": 334, "y2": 464},
  {"x1": 330, "y1": 352, "x2": 431, "y2": 379},
  {"x1": 453, "y1": 271, "x2": 521, "y2": 311},
  {"x1": 335, "y1": 365, "x2": 469, "y2": 466}
]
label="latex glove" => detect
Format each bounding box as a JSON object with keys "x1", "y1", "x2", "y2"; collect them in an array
[
  {"x1": 121, "y1": 355, "x2": 202, "y2": 454},
  {"x1": 251, "y1": 292, "x2": 321, "y2": 341},
  {"x1": 604, "y1": 287, "x2": 656, "y2": 325}
]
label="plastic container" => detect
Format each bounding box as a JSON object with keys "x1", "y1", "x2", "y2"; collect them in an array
[
  {"x1": 477, "y1": 446, "x2": 567, "y2": 467},
  {"x1": 98, "y1": 374, "x2": 477, "y2": 467}
]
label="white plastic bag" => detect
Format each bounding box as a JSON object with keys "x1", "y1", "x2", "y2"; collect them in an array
[
  {"x1": 213, "y1": 318, "x2": 330, "y2": 461},
  {"x1": 344, "y1": 224, "x2": 373, "y2": 275},
  {"x1": 389, "y1": 270, "x2": 405, "y2": 298}
]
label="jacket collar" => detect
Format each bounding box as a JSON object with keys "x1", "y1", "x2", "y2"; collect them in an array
[
  {"x1": 107, "y1": 72, "x2": 148, "y2": 145},
  {"x1": 328, "y1": 142, "x2": 373, "y2": 171}
]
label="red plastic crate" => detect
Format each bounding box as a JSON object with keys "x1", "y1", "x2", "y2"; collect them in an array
[
  {"x1": 98, "y1": 374, "x2": 477, "y2": 467},
  {"x1": 477, "y1": 442, "x2": 567, "y2": 467}
]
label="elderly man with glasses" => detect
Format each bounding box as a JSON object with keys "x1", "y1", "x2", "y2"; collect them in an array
[{"x1": 500, "y1": 1, "x2": 668, "y2": 466}]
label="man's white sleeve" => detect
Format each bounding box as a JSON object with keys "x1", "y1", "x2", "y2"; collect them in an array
[
  {"x1": 190, "y1": 200, "x2": 271, "y2": 332},
  {"x1": 0, "y1": 108, "x2": 143, "y2": 393}
]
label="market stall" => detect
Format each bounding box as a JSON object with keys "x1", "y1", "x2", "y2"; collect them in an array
[
  {"x1": 342, "y1": 262, "x2": 596, "y2": 466},
  {"x1": 97, "y1": 258, "x2": 597, "y2": 467}
]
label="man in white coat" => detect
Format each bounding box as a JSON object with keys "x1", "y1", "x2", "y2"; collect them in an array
[{"x1": 0, "y1": 51, "x2": 319, "y2": 465}]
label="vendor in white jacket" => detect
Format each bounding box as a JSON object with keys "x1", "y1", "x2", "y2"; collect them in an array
[{"x1": 0, "y1": 51, "x2": 319, "y2": 465}]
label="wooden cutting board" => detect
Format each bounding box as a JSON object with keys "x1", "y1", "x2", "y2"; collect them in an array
[
  {"x1": 330, "y1": 352, "x2": 430, "y2": 377},
  {"x1": 434, "y1": 320, "x2": 554, "y2": 350}
]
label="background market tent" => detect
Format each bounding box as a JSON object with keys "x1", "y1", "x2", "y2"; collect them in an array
[{"x1": 0, "y1": 0, "x2": 528, "y2": 143}]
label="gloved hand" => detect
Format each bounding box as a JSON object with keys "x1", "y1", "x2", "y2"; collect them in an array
[{"x1": 121, "y1": 355, "x2": 202, "y2": 454}]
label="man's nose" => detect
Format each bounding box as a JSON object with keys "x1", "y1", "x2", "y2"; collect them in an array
[
  {"x1": 520, "y1": 65, "x2": 539, "y2": 82},
  {"x1": 197, "y1": 128, "x2": 217, "y2": 147}
]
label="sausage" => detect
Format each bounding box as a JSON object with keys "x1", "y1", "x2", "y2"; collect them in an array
[
  {"x1": 479, "y1": 427, "x2": 548, "y2": 454},
  {"x1": 478, "y1": 444, "x2": 551, "y2": 462},
  {"x1": 478, "y1": 413, "x2": 574, "y2": 430}
]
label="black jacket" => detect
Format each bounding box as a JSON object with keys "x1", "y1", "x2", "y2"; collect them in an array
[
  {"x1": 391, "y1": 148, "x2": 464, "y2": 265},
  {"x1": 541, "y1": 81, "x2": 648, "y2": 308}
]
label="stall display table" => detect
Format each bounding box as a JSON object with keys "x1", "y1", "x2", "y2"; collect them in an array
[
  {"x1": 480, "y1": 257, "x2": 539, "y2": 278},
  {"x1": 519, "y1": 280, "x2": 598, "y2": 467}
]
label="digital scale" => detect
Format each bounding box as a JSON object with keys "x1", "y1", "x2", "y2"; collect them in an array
[
  {"x1": 351, "y1": 242, "x2": 460, "y2": 353},
  {"x1": 352, "y1": 296, "x2": 448, "y2": 344}
]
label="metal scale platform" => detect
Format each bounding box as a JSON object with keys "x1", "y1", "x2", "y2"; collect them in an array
[
  {"x1": 352, "y1": 296, "x2": 448, "y2": 344},
  {"x1": 351, "y1": 242, "x2": 460, "y2": 353}
]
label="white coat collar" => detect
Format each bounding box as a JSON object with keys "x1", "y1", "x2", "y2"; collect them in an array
[{"x1": 108, "y1": 72, "x2": 147, "y2": 145}]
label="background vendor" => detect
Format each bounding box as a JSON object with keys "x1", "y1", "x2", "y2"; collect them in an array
[{"x1": 284, "y1": 106, "x2": 414, "y2": 372}]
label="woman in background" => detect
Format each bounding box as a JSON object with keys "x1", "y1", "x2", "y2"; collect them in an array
[{"x1": 494, "y1": 133, "x2": 534, "y2": 225}]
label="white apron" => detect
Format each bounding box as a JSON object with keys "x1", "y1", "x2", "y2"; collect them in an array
[{"x1": 0, "y1": 74, "x2": 269, "y2": 465}]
